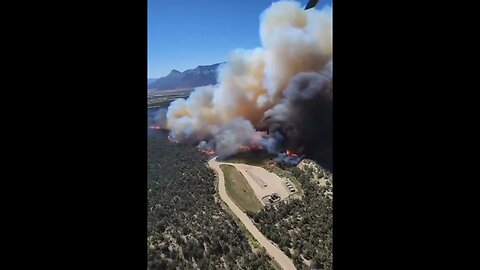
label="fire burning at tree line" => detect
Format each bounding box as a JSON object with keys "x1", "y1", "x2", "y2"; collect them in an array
[
  {"x1": 149, "y1": 125, "x2": 163, "y2": 131},
  {"x1": 158, "y1": 126, "x2": 304, "y2": 166},
  {"x1": 198, "y1": 144, "x2": 265, "y2": 157},
  {"x1": 199, "y1": 148, "x2": 216, "y2": 157},
  {"x1": 286, "y1": 150, "x2": 299, "y2": 157},
  {"x1": 148, "y1": 1, "x2": 331, "y2": 169},
  {"x1": 267, "y1": 162, "x2": 277, "y2": 168},
  {"x1": 239, "y1": 145, "x2": 265, "y2": 151}
]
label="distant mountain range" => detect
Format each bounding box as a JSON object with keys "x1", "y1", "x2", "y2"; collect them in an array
[
  {"x1": 149, "y1": 62, "x2": 225, "y2": 90},
  {"x1": 147, "y1": 78, "x2": 158, "y2": 86}
]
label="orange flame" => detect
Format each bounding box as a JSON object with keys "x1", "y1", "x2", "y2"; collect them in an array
[
  {"x1": 199, "y1": 148, "x2": 216, "y2": 156},
  {"x1": 286, "y1": 150, "x2": 299, "y2": 157}
]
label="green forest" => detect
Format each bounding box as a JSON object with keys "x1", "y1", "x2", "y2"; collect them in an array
[
  {"x1": 147, "y1": 131, "x2": 274, "y2": 270},
  {"x1": 248, "y1": 165, "x2": 333, "y2": 270}
]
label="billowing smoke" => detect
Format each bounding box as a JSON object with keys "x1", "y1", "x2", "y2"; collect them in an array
[
  {"x1": 152, "y1": 109, "x2": 167, "y2": 126},
  {"x1": 213, "y1": 118, "x2": 256, "y2": 159},
  {"x1": 166, "y1": 0, "x2": 332, "y2": 167},
  {"x1": 148, "y1": 108, "x2": 167, "y2": 128},
  {"x1": 264, "y1": 61, "x2": 332, "y2": 159},
  {"x1": 148, "y1": 108, "x2": 168, "y2": 137}
]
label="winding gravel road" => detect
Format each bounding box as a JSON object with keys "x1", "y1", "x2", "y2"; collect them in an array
[{"x1": 208, "y1": 157, "x2": 296, "y2": 270}]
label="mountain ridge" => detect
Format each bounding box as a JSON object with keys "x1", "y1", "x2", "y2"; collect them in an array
[{"x1": 149, "y1": 62, "x2": 225, "y2": 90}]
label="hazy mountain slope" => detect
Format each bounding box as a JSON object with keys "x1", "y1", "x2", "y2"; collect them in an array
[{"x1": 149, "y1": 62, "x2": 224, "y2": 90}]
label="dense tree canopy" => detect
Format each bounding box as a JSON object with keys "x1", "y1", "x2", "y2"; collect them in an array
[
  {"x1": 148, "y1": 130, "x2": 273, "y2": 270},
  {"x1": 249, "y1": 164, "x2": 333, "y2": 270}
]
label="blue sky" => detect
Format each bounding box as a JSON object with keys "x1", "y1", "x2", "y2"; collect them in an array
[{"x1": 148, "y1": 0, "x2": 332, "y2": 78}]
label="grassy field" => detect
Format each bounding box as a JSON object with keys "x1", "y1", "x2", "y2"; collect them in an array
[{"x1": 220, "y1": 164, "x2": 263, "y2": 213}]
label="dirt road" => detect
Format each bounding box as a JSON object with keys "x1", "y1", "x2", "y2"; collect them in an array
[{"x1": 208, "y1": 157, "x2": 296, "y2": 270}]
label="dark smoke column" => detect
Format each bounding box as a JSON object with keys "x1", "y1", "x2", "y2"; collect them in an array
[{"x1": 263, "y1": 61, "x2": 332, "y2": 170}]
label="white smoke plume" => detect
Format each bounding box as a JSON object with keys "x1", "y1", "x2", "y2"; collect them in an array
[{"x1": 166, "y1": 0, "x2": 332, "y2": 162}]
